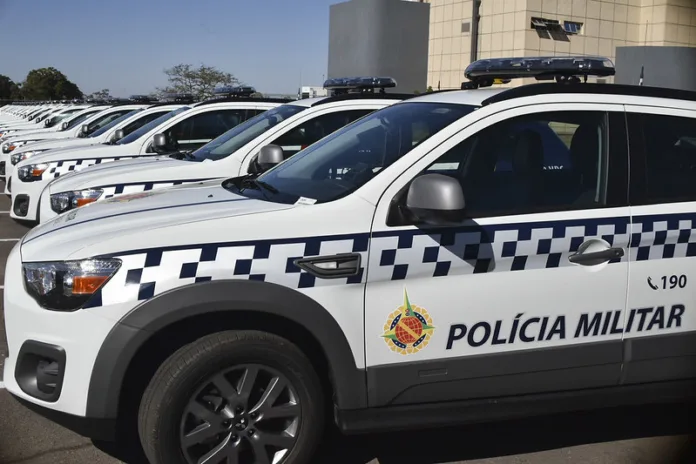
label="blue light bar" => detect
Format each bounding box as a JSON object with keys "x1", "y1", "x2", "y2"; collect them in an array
[
  {"x1": 213, "y1": 85, "x2": 257, "y2": 97},
  {"x1": 160, "y1": 93, "x2": 195, "y2": 102},
  {"x1": 323, "y1": 76, "x2": 397, "y2": 91},
  {"x1": 130, "y1": 94, "x2": 156, "y2": 102},
  {"x1": 463, "y1": 56, "x2": 615, "y2": 88}
]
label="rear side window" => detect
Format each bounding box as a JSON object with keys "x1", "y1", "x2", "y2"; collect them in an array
[
  {"x1": 121, "y1": 110, "x2": 171, "y2": 136},
  {"x1": 634, "y1": 113, "x2": 696, "y2": 204}
]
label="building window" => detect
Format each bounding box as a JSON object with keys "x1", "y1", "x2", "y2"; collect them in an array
[
  {"x1": 563, "y1": 21, "x2": 583, "y2": 35},
  {"x1": 461, "y1": 22, "x2": 470, "y2": 33}
]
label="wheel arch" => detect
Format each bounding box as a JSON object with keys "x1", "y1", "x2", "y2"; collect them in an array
[{"x1": 85, "y1": 279, "x2": 367, "y2": 420}]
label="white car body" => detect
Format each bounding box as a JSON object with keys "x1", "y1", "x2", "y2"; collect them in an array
[
  {"x1": 6, "y1": 81, "x2": 696, "y2": 458},
  {"x1": 0, "y1": 104, "x2": 186, "y2": 184},
  {"x1": 40, "y1": 95, "x2": 404, "y2": 223},
  {"x1": 9, "y1": 100, "x2": 284, "y2": 221}
]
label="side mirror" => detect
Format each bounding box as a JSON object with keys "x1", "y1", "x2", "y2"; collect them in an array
[
  {"x1": 61, "y1": 121, "x2": 69, "y2": 130},
  {"x1": 152, "y1": 133, "x2": 172, "y2": 153},
  {"x1": 257, "y1": 145, "x2": 284, "y2": 172},
  {"x1": 81, "y1": 124, "x2": 90, "y2": 134},
  {"x1": 406, "y1": 173, "x2": 465, "y2": 225},
  {"x1": 113, "y1": 129, "x2": 125, "y2": 141}
]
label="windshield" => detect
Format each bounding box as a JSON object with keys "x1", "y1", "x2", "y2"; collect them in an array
[
  {"x1": 225, "y1": 102, "x2": 477, "y2": 204},
  {"x1": 117, "y1": 106, "x2": 190, "y2": 145},
  {"x1": 90, "y1": 109, "x2": 141, "y2": 138},
  {"x1": 65, "y1": 110, "x2": 101, "y2": 130},
  {"x1": 191, "y1": 105, "x2": 307, "y2": 161}
]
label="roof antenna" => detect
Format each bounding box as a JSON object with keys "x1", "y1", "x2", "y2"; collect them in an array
[
  {"x1": 639, "y1": 20, "x2": 648, "y2": 86},
  {"x1": 639, "y1": 65, "x2": 644, "y2": 86}
]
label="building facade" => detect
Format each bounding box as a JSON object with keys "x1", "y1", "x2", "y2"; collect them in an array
[{"x1": 424, "y1": 0, "x2": 696, "y2": 90}]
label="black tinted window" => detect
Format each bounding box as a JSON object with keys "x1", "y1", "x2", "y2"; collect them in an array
[
  {"x1": 120, "y1": 110, "x2": 170, "y2": 136},
  {"x1": 270, "y1": 109, "x2": 373, "y2": 157},
  {"x1": 638, "y1": 113, "x2": 696, "y2": 204},
  {"x1": 421, "y1": 111, "x2": 608, "y2": 217},
  {"x1": 167, "y1": 109, "x2": 248, "y2": 143}
]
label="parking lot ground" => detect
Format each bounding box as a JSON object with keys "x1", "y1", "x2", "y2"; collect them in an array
[{"x1": 0, "y1": 178, "x2": 695, "y2": 464}]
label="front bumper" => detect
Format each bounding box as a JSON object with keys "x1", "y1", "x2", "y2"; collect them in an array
[
  {"x1": 9, "y1": 174, "x2": 45, "y2": 222},
  {"x1": 2, "y1": 243, "x2": 122, "y2": 420}
]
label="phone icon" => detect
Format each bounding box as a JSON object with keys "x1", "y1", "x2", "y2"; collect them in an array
[{"x1": 647, "y1": 277, "x2": 659, "y2": 290}]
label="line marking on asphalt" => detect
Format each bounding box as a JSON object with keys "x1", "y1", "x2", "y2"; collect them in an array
[
  {"x1": 0, "y1": 285, "x2": 4, "y2": 289},
  {"x1": 0, "y1": 382, "x2": 4, "y2": 389},
  {"x1": 0, "y1": 211, "x2": 9, "y2": 214},
  {"x1": 0, "y1": 239, "x2": 19, "y2": 242}
]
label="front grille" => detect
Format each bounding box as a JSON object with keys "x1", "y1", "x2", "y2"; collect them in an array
[{"x1": 0, "y1": 161, "x2": 5, "y2": 176}]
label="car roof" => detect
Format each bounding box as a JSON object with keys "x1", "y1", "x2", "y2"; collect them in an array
[{"x1": 406, "y1": 88, "x2": 508, "y2": 106}]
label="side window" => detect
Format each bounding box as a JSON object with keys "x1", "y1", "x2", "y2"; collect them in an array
[
  {"x1": 87, "y1": 110, "x2": 133, "y2": 132},
  {"x1": 638, "y1": 113, "x2": 696, "y2": 204},
  {"x1": 121, "y1": 111, "x2": 169, "y2": 136},
  {"x1": 422, "y1": 111, "x2": 608, "y2": 217},
  {"x1": 165, "y1": 109, "x2": 247, "y2": 151},
  {"x1": 271, "y1": 109, "x2": 374, "y2": 158}
]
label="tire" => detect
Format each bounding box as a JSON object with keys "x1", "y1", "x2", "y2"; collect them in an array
[{"x1": 138, "y1": 330, "x2": 325, "y2": 464}]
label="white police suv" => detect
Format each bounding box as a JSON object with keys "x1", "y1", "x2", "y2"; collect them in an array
[
  {"x1": 39, "y1": 78, "x2": 411, "y2": 223},
  {"x1": 9, "y1": 89, "x2": 289, "y2": 222},
  {"x1": 5, "y1": 57, "x2": 696, "y2": 464},
  {"x1": 1, "y1": 101, "x2": 188, "y2": 187},
  {"x1": 0, "y1": 103, "x2": 140, "y2": 154}
]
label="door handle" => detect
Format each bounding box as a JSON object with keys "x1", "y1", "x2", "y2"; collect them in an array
[
  {"x1": 569, "y1": 247, "x2": 624, "y2": 266},
  {"x1": 293, "y1": 253, "x2": 362, "y2": 279}
]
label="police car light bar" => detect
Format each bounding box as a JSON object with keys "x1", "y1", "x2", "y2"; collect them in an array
[
  {"x1": 213, "y1": 86, "x2": 257, "y2": 97},
  {"x1": 130, "y1": 94, "x2": 157, "y2": 103},
  {"x1": 323, "y1": 77, "x2": 397, "y2": 95},
  {"x1": 160, "y1": 93, "x2": 196, "y2": 103},
  {"x1": 462, "y1": 56, "x2": 615, "y2": 89}
]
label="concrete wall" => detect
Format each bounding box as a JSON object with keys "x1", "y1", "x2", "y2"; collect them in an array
[
  {"x1": 328, "y1": 0, "x2": 431, "y2": 93},
  {"x1": 615, "y1": 46, "x2": 696, "y2": 91}
]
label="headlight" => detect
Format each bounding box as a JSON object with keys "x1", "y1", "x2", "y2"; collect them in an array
[
  {"x1": 23, "y1": 259, "x2": 122, "y2": 311},
  {"x1": 50, "y1": 188, "x2": 103, "y2": 214},
  {"x1": 17, "y1": 163, "x2": 49, "y2": 182},
  {"x1": 2, "y1": 142, "x2": 14, "y2": 153},
  {"x1": 11, "y1": 150, "x2": 45, "y2": 165}
]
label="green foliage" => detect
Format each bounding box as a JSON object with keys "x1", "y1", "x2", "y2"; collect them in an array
[
  {"x1": 426, "y1": 86, "x2": 434, "y2": 93},
  {"x1": 0, "y1": 75, "x2": 20, "y2": 100},
  {"x1": 158, "y1": 64, "x2": 239, "y2": 100},
  {"x1": 87, "y1": 89, "x2": 111, "y2": 100},
  {"x1": 21, "y1": 67, "x2": 83, "y2": 100}
]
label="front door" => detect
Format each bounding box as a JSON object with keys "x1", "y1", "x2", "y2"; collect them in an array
[{"x1": 365, "y1": 104, "x2": 631, "y2": 408}]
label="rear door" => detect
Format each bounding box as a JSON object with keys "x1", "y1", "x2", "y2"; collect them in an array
[{"x1": 623, "y1": 106, "x2": 696, "y2": 385}]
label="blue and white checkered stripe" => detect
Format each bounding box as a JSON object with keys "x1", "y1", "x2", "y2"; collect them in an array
[
  {"x1": 41, "y1": 156, "x2": 150, "y2": 180},
  {"x1": 83, "y1": 212, "x2": 696, "y2": 309},
  {"x1": 99, "y1": 179, "x2": 214, "y2": 199},
  {"x1": 92, "y1": 235, "x2": 370, "y2": 308}
]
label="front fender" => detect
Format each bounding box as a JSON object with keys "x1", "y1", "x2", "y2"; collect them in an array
[{"x1": 86, "y1": 280, "x2": 367, "y2": 418}]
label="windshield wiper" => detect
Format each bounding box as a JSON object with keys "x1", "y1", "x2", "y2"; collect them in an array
[{"x1": 240, "y1": 177, "x2": 278, "y2": 194}]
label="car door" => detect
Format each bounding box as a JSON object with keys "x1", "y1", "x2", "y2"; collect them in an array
[
  {"x1": 364, "y1": 104, "x2": 630, "y2": 408},
  {"x1": 622, "y1": 106, "x2": 696, "y2": 385}
]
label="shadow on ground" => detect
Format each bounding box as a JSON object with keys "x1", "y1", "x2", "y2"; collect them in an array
[{"x1": 93, "y1": 403, "x2": 696, "y2": 464}]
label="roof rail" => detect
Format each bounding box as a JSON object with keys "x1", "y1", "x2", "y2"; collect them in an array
[
  {"x1": 312, "y1": 92, "x2": 416, "y2": 106},
  {"x1": 481, "y1": 82, "x2": 696, "y2": 106},
  {"x1": 324, "y1": 76, "x2": 398, "y2": 96}
]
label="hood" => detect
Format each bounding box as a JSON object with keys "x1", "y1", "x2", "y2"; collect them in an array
[
  {"x1": 47, "y1": 157, "x2": 191, "y2": 193},
  {"x1": 5, "y1": 128, "x2": 58, "y2": 140},
  {"x1": 9, "y1": 130, "x2": 72, "y2": 142},
  {"x1": 22, "y1": 180, "x2": 296, "y2": 261},
  {"x1": 11, "y1": 137, "x2": 96, "y2": 155},
  {"x1": 16, "y1": 144, "x2": 137, "y2": 167}
]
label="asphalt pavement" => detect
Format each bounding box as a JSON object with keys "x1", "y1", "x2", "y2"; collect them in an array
[{"x1": 0, "y1": 184, "x2": 695, "y2": 464}]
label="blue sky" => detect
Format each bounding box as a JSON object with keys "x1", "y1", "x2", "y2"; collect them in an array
[{"x1": 0, "y1": 0, "x2": 336, "y2": 96}]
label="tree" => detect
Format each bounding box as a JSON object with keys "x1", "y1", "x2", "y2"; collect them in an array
[
  {"x1": 0, "y1": 75, "x2": 20, "y2": 100},
  {"x1": 159, "y1": 64, "x2": 239, "y2": 100},
  {"x1": 21, "y1": 67, "x2": 83, "y2": 100},
  {"x1": 87, "y1": 88, "x2": 111, "y2": 100}
]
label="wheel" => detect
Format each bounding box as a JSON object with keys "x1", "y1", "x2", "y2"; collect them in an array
[{"x1": 138, "y1": 330, "x2": 325, "y2": 464}]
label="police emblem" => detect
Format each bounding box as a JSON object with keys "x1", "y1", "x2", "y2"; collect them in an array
[{"x1": 382, "y1": 289, "x2": 435, "y2": 355}]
